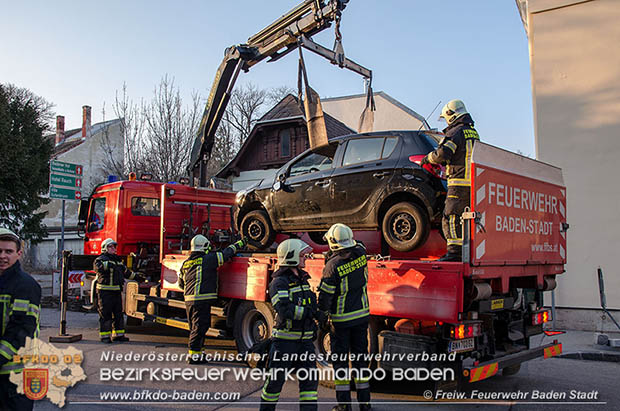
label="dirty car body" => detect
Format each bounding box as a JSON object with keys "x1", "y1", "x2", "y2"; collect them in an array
[{"x1": 234, "y1": 130, "x2": 447, "y2": 251}]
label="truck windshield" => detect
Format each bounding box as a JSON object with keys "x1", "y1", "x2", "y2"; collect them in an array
[{"x1": 88, "y1": 198, "x2": 106, "y2": 232}]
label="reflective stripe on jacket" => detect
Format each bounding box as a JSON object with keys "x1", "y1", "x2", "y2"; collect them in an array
[
  {"x1": 318, "y1": 244, "x2": 369, "y2": 327},
  {"x1": 179, "y1": 241, "x2": 242, "y2": 302},
  {"x1": 94, "y1": 253, "x2": 135, "y2": 291},
  {"x1": 0, "y1": 261, "x2": 41, "y2": 374},
  {"x1": 269, "y1": 267, "x2": 317, "y2": 340}
]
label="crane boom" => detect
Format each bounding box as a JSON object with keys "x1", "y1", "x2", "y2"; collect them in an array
[{"x1": 189, "y1": 0, "x2": 371, "y2": 186}]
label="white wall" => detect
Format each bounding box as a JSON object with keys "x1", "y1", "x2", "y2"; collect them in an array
[{"x1": 527, "y1": 0, "x2": 620, "y2": 308}]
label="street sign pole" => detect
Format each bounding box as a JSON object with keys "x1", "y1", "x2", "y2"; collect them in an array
[
  {"x1": 49, "y1": 250, "x2": 82, "y2": 343},
  {"x1": 60, "y1": 200, "x2": 65, "y2": 259}
]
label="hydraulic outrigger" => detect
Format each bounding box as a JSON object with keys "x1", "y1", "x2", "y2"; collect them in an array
[{"x1": 189, "y1": 0, "x2": 373, "y2": 186}]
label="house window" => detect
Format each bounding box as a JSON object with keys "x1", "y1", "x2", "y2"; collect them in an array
[{"x1": 280, "y1": 129, "x2": 291, "y2": 158}]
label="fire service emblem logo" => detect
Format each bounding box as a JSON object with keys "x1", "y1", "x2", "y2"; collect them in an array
[{"x1": 24, "y1": 369, "x2": 49, "y2": 400}]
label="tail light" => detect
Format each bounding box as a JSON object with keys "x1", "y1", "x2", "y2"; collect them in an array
[
  {"x1": 531, "y1": 310, "x2": 552, "y2": 325},
  {"x1": 448, "y1": 321, "x2": 482, "y2": 339},
  {"x1": 408, "y1": 155, "x2": 445, "y2": 179}
]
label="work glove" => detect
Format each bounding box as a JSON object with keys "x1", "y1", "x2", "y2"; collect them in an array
[
  {"x1": 234, "y1": 236, "x2": 249, "y2": 249},
  {"x1": 314, "y1": 310, "x2": 329, "y2": 330}
]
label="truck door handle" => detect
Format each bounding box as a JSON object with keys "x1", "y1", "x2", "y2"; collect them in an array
[
  {"x1": 315, "y1": 179, "x2": 331, "y2": 187},
  {"x1": 373, "y1": 171, "x2": 390, "y2": 178}
]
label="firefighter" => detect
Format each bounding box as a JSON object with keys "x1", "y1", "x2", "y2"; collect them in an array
[
  {"x1": 317, "y1": 224, "x2": 371, "y2": 411},
  {"x1": 421, "y1": 99, "x2": 480, "y2": 262},
  {"x1": 0, "y1": 228, "x2": 41, "y2": 411},
  {"x1": 94, "y1": 238, "x2": 140, "y2": 343},
  {"x1": 179, "y1": 235, "x2": 248, "y2": 364},
  {"x1": 260, "y1": 238, "x2": 318, "y2": 411}
]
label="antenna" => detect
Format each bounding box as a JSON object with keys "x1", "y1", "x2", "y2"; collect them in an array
[{"x1": 418, "y1": 100, "x2": 442, "y2": 131}]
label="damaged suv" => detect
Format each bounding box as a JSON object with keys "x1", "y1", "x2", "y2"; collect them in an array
[{"x1": 234, "y1": 130, "x2": 446, "y2": 252}]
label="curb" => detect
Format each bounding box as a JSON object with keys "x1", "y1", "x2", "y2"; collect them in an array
[{"x1": 559, "y1": 351, "x2": 620, "y2": 362}]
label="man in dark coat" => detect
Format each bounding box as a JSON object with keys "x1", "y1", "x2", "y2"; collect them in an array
[
  {"x1": 179, "y1": 235, "x2": 247, "y2": 364},
  {"x1": 260, "y1": 238, "x2": 318, "y2": 411},
  {"x1": 318, "y1": 223, "x2": 371, "y2": 411},
  {"x1": 421, "y1": 99, "x2": 480, "y2": 261},
  {"x1": 94, "y1": 238, "x2": 139, "y2": 343},
  {"x1": 0, "y1": 228, "x2": 41, "y2": 411}
]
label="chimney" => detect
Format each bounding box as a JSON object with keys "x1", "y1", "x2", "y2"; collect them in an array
[
  {"x1": 81, "y1": 105, "x2": 92, "y2": 138},
  {"x1": 55, "y1": 115, "x2": 65, "y2": 145}
]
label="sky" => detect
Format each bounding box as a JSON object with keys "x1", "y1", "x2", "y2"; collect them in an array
[{"x1": 0, "y1": 0, "x2": 534, "y2": 156}]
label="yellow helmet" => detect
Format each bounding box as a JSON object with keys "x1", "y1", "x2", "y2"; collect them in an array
[
  {"x1": 323, "y1": 223, "x2": 356, "y2": 251},
  {"x1": 277, "y1": 239, "x2": 311, "y2": 267},
  {"x1": 439, "y1": 99, "x2": 468, "y2": 125},
  {"x1": 101, "y1": 238, "x2": 117, "y2": 252},
  {"x1": 190, "y1": 235, "x2": 210, "y2": 252}
]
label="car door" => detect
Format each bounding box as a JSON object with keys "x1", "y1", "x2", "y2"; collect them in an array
[
  {"x1": 329, "y1": 135, "x2": 401, "y2": 227},
  {"x1": 271, "y1": 148, "x2": 336, "y2": 230}
]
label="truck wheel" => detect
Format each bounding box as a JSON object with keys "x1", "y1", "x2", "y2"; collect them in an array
[
  {"x1": 502, "y1": 363, "x2": 521, "y2": 376},
  {"x1": 233, "y1": 301, "x2": 275, "y2": 353},
  {"x1": 382, "y1": 202, "x2": 430, "y2": 252},
  {"x1": 241, "y1": 210, "x2": 276, "y2": 251}
]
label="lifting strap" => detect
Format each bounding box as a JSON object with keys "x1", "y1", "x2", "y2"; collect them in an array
[
  {"x1": 358, "y1": 81, "x2": 376, "y2": 133},
  {"x1": 297, "y1": 47, "x2": 329, "y2": 152}
]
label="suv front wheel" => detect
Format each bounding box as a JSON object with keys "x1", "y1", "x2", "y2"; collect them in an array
[
  {"x1": 240, "y1": 210, "x2": 276, "y2": 250},
  {"x1": 382, "y1": 202, "x2": 430, "y2": 252}
]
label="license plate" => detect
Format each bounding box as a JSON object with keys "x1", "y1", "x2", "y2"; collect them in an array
[{"x1": 449, "y1": 338, "x2": 475, "y2": 353}]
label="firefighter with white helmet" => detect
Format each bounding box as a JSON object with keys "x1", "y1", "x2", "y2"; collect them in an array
[
  {"x1": 94, "y1": 238, "x2": 140, "y2": 343},
  {"x1": 421, "y1": 99, "x2": 480, "y2": 261},
  {"x1": 318, "y1": 223, "x2": 371, "y2": 411},
  {"x1": 179, "y1": 235, "x2": 248, "y2": 364},
  {"x1": 260, "y1": 238, "x2": 319, "y2": 410}
]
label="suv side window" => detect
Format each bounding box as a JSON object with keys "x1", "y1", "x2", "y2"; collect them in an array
[
  {"x1": 343, "y1": 137, "x2": 397, "y2": 166},
  {"x1": 289, "y1": 152, "x2": 333, "y2": 177}
]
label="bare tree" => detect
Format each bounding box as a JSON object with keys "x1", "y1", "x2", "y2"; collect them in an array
[
  {"x1": 206, "y1": 83, "x2": 295, "y2": 175},
  {"x1": 143, "y1": 76, "x2": 202, "y2": 182},
  {"x1": 100, "y1": 77, "x2": 201, "y2": 182},
  {"x1": 100, "y1": 84, "x2": 149, "y2": 180}
]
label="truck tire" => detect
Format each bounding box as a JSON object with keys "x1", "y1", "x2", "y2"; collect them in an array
[
  {"x1": 502, "y1": 363, "x2": 521, "y2": 376},
  {"x1": 382, "y1": 202, "x2": 430, "y2": 252},
  {"x1": 241, "y1": 210, "x2": 276, "y2": 251},
  {"x1": 233, "y1": 301, "x2": 275, "y2": 353}
]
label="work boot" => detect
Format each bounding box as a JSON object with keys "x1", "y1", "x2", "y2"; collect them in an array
[
  {"x1": 437, "y1": 252, "x2": 461, "y2": 262},
  {"x1": 359, "y1": 404, "x2": 372, "y2": 411},
  {"x1": 187, "y1": 353, "x2": 209, "y2": 365},
  {"x1": 331, "y1": 405, "x2": 351, "y2": 411},
  {"x1": 101, "y1": 337, "x2": 112, "y2": 344},
  {"x1": 112, "y1": 335, "x2": 130, "y2": 342}
]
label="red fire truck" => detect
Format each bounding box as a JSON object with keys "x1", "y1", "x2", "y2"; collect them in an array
[{"x1": 75, "y1": 141, "x2": 567, "y2": 388}]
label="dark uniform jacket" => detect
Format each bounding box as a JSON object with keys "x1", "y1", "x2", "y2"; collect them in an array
[
  {"x1": 0, "y1": 261, "x2": 41, "y2": 375},
  {"x1": 318, "y1": 244, "x2": 369, "y2": 328},
  {"x1": 94, "y1": 253, "x2": 135, "y2": 291},
  {"x1": 427, "y1": 113, "x2": 480, "y2": 188},
  {"x1": 269, "y1": 266, "x2": 317, "y2": 340},
  {"x1": 179, "y1": 241, "x2": 243, "y2": 303}
]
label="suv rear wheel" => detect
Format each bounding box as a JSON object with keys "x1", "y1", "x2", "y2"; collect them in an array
[
  {"x1": 382, "y1": 202, "x2": 430, "y2": 252},
  {"x1": 240, "y1": 210, "x2": 276, "y2": 250}
]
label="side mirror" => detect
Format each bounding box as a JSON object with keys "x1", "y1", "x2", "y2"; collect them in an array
[{"x1": 77, "y1": 199, "x2": 89, "y2": 229}]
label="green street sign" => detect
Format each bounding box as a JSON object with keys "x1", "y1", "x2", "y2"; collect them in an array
[
  {"x1": 50, "y1": 186, "x2": 82, "y2": 200},
  {"x1": 50, "y1": 173, "x2": 82, "y2": 188},
  {"x1": 50, "y1": 160, "x2": 83, "y2": 176}
]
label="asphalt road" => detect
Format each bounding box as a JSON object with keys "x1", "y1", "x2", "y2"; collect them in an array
[{"x1": 30, "y1": 308, "x2": 618, "y2": 411}]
